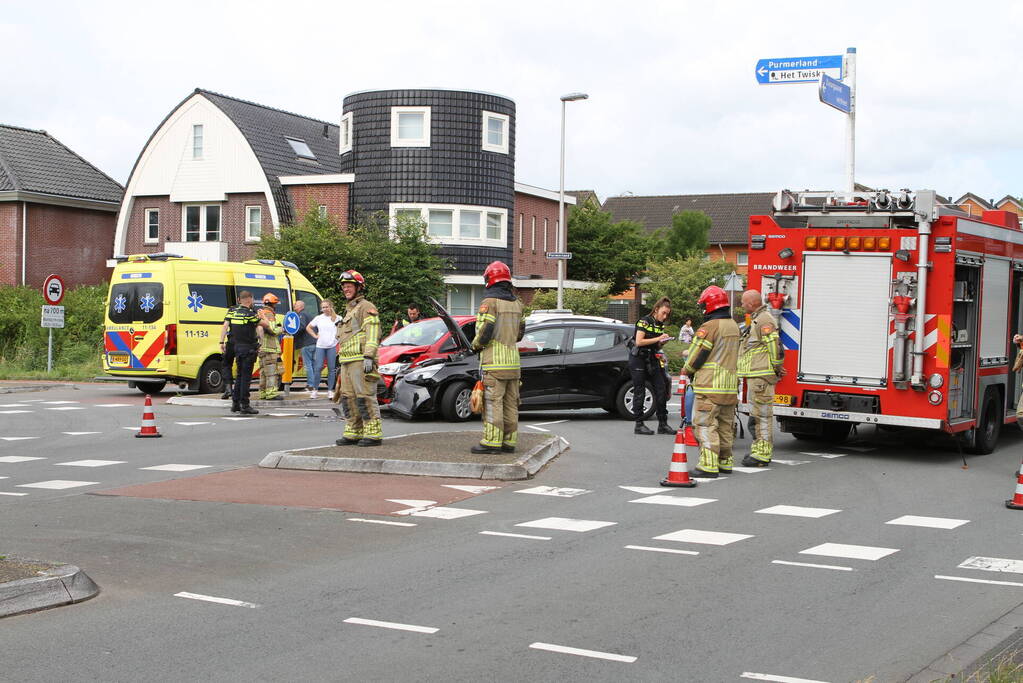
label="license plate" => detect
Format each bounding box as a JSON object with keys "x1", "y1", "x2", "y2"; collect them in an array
[
  {"x1": 773, "y1": 394, "x2": 793, "y2": 406},
  {"x1": 108, "y1": 352, "x2": 129, "y2": 365}
]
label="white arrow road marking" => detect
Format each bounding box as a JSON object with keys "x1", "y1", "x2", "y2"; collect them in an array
[
  {"x1": 175, "y1": 592, "x2": 258, "y2": 608},
  {"x1": 958, "y1": 556, "x2": 1023, "y2": 574}
]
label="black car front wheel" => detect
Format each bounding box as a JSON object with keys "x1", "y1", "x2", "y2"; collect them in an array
[
  {"x1": 439, "y1": 381, "x2": 475, "y2": 422},
  {"x1": 616, "y1": 381, "x2": 655, "y2": 420}
]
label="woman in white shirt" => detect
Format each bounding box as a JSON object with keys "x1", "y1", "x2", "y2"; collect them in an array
[{"x1": 306, "y1": 299, "x2": 339, "y2": 399}]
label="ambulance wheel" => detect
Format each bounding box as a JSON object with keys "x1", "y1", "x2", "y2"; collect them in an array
[
  {"x1": 968, "y1": 390, "x2": 1001, "y2": 455},
  {"x1": 198, "y1": 359, "x2": 225, "y2": 395},
  {"x1": 135, "y1": 380, "x2": 166, "y2": 395}
]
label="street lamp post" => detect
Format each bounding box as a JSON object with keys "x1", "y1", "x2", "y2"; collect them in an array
[{"x1": 557, "y1": 92, "x2": 588, "y2": 311}]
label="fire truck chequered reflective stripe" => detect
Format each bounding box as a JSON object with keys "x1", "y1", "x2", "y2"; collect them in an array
[{"x1": 779, "y1": 309, "x2": 800, "y2": 350}]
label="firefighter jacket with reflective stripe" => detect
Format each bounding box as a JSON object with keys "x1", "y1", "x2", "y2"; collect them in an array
[
  {"x1": 472, "y1": 296, "x2": 523, "y2": 374},
  {"x1": 1014, "y1": 347, "x2": 1023, "y2": 373},
  {"x1": 258, "y1": 308, "x2": 283, "y2": 353},
  {"x1": 684, "y1": 317, "x2": 740, "y2": 405},
  {"x1": 738, "y1": 305, "x2": 783, "y2": 380},
  {"x1": 336, "y1": 296, "x2": 380, "y2": 364}
]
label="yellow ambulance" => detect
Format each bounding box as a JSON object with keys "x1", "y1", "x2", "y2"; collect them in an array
[{"x1": 103, "y1": 254, "x2": 322, "y2": 394}]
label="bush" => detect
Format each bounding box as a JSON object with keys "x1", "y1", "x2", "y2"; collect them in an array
[{"x1": 525, "y1": 283, "x2": 613, "y2": 317}]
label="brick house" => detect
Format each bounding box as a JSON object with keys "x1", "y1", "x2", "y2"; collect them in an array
[{"x1": 0, "y1": 124, "x2": 123, "y2": 287}]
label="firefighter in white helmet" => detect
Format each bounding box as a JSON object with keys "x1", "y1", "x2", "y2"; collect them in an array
[{"x1": 738, "y1": 290, "x2": 785, "y2": 466}]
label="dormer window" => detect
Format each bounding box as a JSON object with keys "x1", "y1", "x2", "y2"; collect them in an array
[
  {"x1": 286, "y1": 137, "x2": 316, "y2": 159},
  {"x1": 481, "y1": 111, "x2": 509, "y2": 154}
]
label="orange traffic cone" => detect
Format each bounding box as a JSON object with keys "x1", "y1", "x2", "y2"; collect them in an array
[
  {"x1": 661, "y1": 429, "x2": 697, "y2": 488},
  {"x1": 1006, "y1": 456, "x2": 1023, "y2": 510},
  {"x1": 135, "y1": 395, "x2": 162, "y2": 438}
]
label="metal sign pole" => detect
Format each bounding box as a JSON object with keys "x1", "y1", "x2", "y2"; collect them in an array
[
  {"x1": 845, "y1": 47, "x2": 857, "y2": 192},
  {"x1": 47, "y1": 328, "x2": 53, "y2": 373}
]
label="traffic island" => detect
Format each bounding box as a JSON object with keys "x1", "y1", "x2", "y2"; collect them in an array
[
  {"x1": 259, "y1": 431, "x2": 568, "y2": 480},
  {"x1": 0, "y1": 557, "x2": 99, "y2": 618}
]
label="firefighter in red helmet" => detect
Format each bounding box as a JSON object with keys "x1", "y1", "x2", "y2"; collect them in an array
[
  {"x1": 333, "y1": 269, "x2": 383, "y2": 446},
  {"x1": 470, "y1": 261, "x2": 525, "y2": 454},
  {"x1": 681, "y1": 284, "x2": 740, "y2": 477}
]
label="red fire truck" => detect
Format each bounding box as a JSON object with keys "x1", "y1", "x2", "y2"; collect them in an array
[{"x1": 745, "y1": 189, "x2": 1023, "y2": 453}]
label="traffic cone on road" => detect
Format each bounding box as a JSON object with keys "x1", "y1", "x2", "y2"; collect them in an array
[
  {"x1": 135, "y1": 395, "x2": 163, "y2": 438},
  {"x1": 661, "y1": 429, "x2": 697, "y2": 488},
  {"x1": 1006, "y1": 456, "x2": 1023, "y2": 510}
]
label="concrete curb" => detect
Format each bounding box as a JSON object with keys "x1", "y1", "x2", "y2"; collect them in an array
[
  {"x1": 259, "y1": 433, "x2": 569, "y2": 480},
  {"x1": 0, "y1": 383, "x2": 75, "y2": 394},
  {"x1": 0, "y1": 563, "x2": 99, "y2": 619}
]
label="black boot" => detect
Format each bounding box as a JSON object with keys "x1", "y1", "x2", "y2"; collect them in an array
[
  {"x1": 336, "y1": 437, "x2": 360, "y2": 446},
  {"x1": 501, "y1": 445, "x2": 516, "y2": 453},
  {"x1": 230, "y1": 403, "x2": 240, "y2": 413},
  {"x1": 634, "y1": 422, "x2": 654, "y2": 435},
  {"x1": 690, "y1": 468, "x2": 719, "y2": 479},
  {"x1": 741, "y1": 454, "x2": 769, "y2": 467},
  {"x1": 471, "y1": 444, "x2": 501, "y2": 454},
  {"x1": 220, "y1": 383, "x2": 233, "y2": 400},
  {"x1": 357, "y1": 438, "x2": 382, "y2": 447},
  {"x1": 657, "y1": 421, "x2": 675, "y2": 434},
  {"x1": 238, "y1": 404, "x2": 259, "y2": 415}
]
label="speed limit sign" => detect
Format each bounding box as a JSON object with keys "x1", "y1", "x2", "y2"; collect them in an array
[{"x1": 43, "y1": 274, "x2": 65, "y2": 305}]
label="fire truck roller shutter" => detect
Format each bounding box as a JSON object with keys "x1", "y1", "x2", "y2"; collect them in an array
[
  {"x1": 980, "y1": 257, "x2": 1011, "y2": 361},
  {"x1": 799, "y1": 253, "x2": 892, "y2": 385}
]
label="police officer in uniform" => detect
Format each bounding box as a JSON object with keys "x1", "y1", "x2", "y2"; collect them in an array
[
  {"x1": 219, "y1": 290, "x2": 262, "y2": 415},
  {"x1": 257, "y1": 293, "x2": 283, "y2": 400},
  {"x1": 333, "y1": 270, "x2": 383, "y2": 447},
  {"x1": 738, "y1": 290, "x2": 785, "y2": 467},
  {"x1": 630, "y1": 297, "x2": 673, "y2": 435},
  {"x1": 682, "y1": 285, "x2": 740, "y2": 477},
  {"x1": 471, "y1": 261, "x2": 525, "y2": 454}
]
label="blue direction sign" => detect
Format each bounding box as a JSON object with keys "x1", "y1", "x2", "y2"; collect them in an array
[
  {"x1": 755, "y1": 55, "x2": 843, "y2": 84},
  {"x1": 819, "y1": 74, "x2": 851, "y2": 113},
  {"x1": 283, "y1": 311, "x2": 301, "y2": 335}
]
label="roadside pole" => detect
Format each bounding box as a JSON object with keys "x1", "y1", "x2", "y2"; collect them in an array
[
  {"x1": 281, "y1": 311, "x2": 301, "y2": 399},
  {"x1": 845, "y1": 47, "x2": 857, "y2": 192},
  {"x1": 41, "y1": 274, "x2": 66, "y2": 374}
]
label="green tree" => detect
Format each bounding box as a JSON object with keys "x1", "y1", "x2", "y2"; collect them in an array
[
  {"x1": 256, "y1": 207, "x2": 448, "y2": 330},
  {"x1": 525, "y1": 283, "x2": 613, "y2": 317},
  {"x1": 643, "y1": 255, "x2": 736, "y2": 326},
  {"x1": 659, "y1": 210, "x2": 711, "y2": 259},
  {"x1": 566, "y1": 205, "x2": 653, "y2": 295}
]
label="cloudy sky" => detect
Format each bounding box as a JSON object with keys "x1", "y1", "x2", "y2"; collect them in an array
[{"x1": 3, "y1": 0, "x2": 1022, "y2": 203}]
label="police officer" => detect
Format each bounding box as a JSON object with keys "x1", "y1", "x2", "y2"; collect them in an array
[
  {"x1": 257, "y1": 293, "x2": 283, "y2": 400},
  {"x1": 738, "y1": 290, "x2": 785, "y2": 467},
  {"x1": 470, "y1": 261, "x2": 524, "y2": 454},
  {"x1": 390, "y1": 303, "x2": 425, "y2": 336},
  {"x1": 682, "y1": 285, "x2": 740, "y2": 477},
  {"x1": 219, "y1": 290, "x2": 262, "y2": 415},
  {"x1": 333, "y1": 270, "x2": 383, "y2": 447},
  {"x1": 630, "y1": 297, "x2": 674, "y2": 435}
]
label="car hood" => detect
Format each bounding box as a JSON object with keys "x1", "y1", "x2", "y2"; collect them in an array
[
  {"x1": 377, "y1": 344, "x2": 432, "y2": 365},
  {"x1": 429, "y1": 296, "x2": 473, "y2": 353}
]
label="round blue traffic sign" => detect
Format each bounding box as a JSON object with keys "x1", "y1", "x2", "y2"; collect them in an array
[{"x1": 283, "y1": 311, "x2": 301, "y2": 335}]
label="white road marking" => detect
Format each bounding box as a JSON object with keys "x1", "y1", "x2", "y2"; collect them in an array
[
  {"x1": 17, "y1": 480, "x2": 99, "y2": 490},
  {"x1": 62, "y1": 432, "x2": 101, "y2": 436},
  {"x1": 408, "y1": 507, "x2": 487, "y2": 520},
  {"x1": 741, "y1": 673, "x2": 831, "y2": 683},
  {"x1": 0, "y1": 475, "x2": 5, "y2": 479},
  {"x1": 347, "y1": 518, "x2": 417, "y2": 527},
  {"x1": 755, "y1": 505, "x2": 841, "y2": 518},
  {"x1": 222, "y1": 417, "x2": 256, "y2": 421},
  {"x1": 388, "y1": 498, "x2": 438, "y2": 513},
  {"x1": 57, "y1": 460, "x2": 126, "y2": 468},
  {"x1": 0, "y1": 410, "x2": 32, "y2": 414},
  {"x1": 654, "y1": 529, "x2": 754, "y2": 546},
  {"x1": 122, "y1": 427, "x2": 141, "y2": 431},
  {"x1": 935, "y1": 575, "x2": 1023, "y2": 588},
  {"x1": 629, "y1": 495, "x2": 717, "y2": 507},
  {"x1": 0, "y1": 404, "x2": 30, "y2": 408},
  {"x1": 0, "y1": 492, "x2": 28, "y2": 496},
  {"x1": 527, "y1": 425, "x2": 550, "y2": 432},
  {"x1": 19, "y1": 399, "x2": 45, "y2": 402},
  {"x1": 442, "y1": 484, "x2": 500, "y2": 494},
  {"x1": 344, "y1": 617, "x2": 438, "y2": 634},
  {"x1": 625, "y1": 545, "x2": 700, "y2": 556},
  {"x1": 730, "y1": 466, "x2": 771, "y2": 474},
  {"x1": 175, "y1": 421, "x2": 212, "y2": 426},
  {"x1": 772, "y1": 560, "x2": 854, "y2": 572},
  {"x1": 772, "y1": 459, "x2": 812, "y2": 466},
  {"x1": 800, "y1": 452, "x2": 847, "y2": 459},
  {"x1": 140, "y1": 464, "x2": 211, "y2": 472},
  {"x1": 800, "y1": 543, "x2": 899, "y2": 561},
  {"x1": 0, "y1": 437, "x2": 39, "y2": 441},
  {"x1": 174, "y1": 592, "x2": 259, "y2": 608},
  {"x1": 516, "y1": 486, "x2": 591, "y2": 498},
  {"x1": 41, "y1": 401, "x2": 79, "y2": 405},
  {"x1": 958, "y1": 556, "x2": 1023, "y2": 574},
  {"x1": 46, "y1": 407, "x2": 85, "y2": 411},
  {"x1": 529, "y1": 642, "x2": 636, "y2": 663},
  {"x1": 0, "y1": 456, "x2": 44, "y2": 463},
  {"x1": 267, "y1": 413, "x2": 298, "y2": 417},
  {"x1": 619, "y1": 486, "x2": 666, "y2": 495},
  {"x1": 886, "y1": 515, "x2": 969, "y2": 530},
  {"x1": 517, "y1": 517, "x2": 617, "y2": 533},
  {"x1": 529, "y1": 419, "x2": 568, "y2": 427},
  {"x1": 480, "y1": 531, "x2": 551, "y2": 540},
  {"x1": 95, "y1": 403, "x2": 132, "y2": 407}
]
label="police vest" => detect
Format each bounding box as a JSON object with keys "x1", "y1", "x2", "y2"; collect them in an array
[{"x1": 738, "y1": 306, "x2": 783, "y2": 380}]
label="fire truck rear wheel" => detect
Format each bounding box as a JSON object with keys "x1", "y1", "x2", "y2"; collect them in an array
[
  {"x1": 968, "y1": 389, "x2": 1001, "y2": 455},
  {"x1": 791, "y1": 421, "x2": 850, "y2": 444}
]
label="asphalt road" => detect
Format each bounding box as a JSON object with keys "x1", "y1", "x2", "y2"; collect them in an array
[{"x1": 2, "y1": 382, "x2": 1023, "y2": 682}]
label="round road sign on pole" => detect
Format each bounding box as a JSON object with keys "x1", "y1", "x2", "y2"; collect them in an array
[
  {"x1": 283, "y1": 311, "x2": 301, "y2": 336},
  {"x1": 43, "y1": 274, "x2": 65, "y2": 305}
]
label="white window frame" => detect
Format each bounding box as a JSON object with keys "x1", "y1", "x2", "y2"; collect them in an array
[
  {"x1": 285, "y1": 137, "x2": 316, "y2": 160},
  {"x1": 389, "y1": 203, "x2": 507, "y2": 248},
  {"x1": 481, "y1": 110, "x2": 509, "y2": 154},
  {"x1": 390, "y1": 106, "x2": 431, "y2": 148},
  {"x1": 192, "y1": 124, "x2": 203, "y2": 159},
  {"x1": 543, "y1": 218, "x2": 549, "y2": 252},
  {"x1": 245, "y1": 205, "x2": 262, "y2": 242},
  {"x1": 318, "y1": 205, "x2": 328, "y2": 219},
  {"x1": 518, "y1": 214, "x2": 523, "y2": 249},
  {"x1": 531, "y1": 216, "x2": 536, "y2": 252},
  {"x1": 339, "y1": 112, "x2": 353, "y2": 154},
  {"x1": 144, "y1": 208, "x2": 160, "y2": 244},
  {"x1": 181, "y1": 204, "x2": 222, "y2": 242},
  {"x1": 736, "y1": 251, "x2": 749, "y2": 266}
]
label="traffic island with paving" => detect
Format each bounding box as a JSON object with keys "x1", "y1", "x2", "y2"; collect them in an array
[
  {"x1": 260, "y1": 430, "x2": 568, "y2": 480},
  {"x1": 0, "y1": 557, "x2": 99, "y2": 618}
]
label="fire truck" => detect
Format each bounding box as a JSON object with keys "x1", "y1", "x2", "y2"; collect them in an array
[{"x1": 745, "y1": 189, "x2": 1023, "y2": 453}]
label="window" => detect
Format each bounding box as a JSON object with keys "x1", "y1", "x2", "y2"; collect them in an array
[
  {"x1": 390, "y1": 106, "x2": 430, "y2": 147},
  {"x1": 448, "y1": 286, "x2": 472, "y2": 315},
  {"x1": 543, "y1": 218, "x2": 549, "y2": 252},
  {"x1": 518, "y1": 214, "x2": 523, "y2": 249},
  {"x1": 737, "y1": 251, "x2": 749, "y2": 266},
  {"x1": 531, "y1": 217, "x2": 536, "y2": 251},
  {"x1": 192, "y1": 124, "x2": 203, "y2": 158},
  {"x1": 428, "y1": 210, "x2": 453, "y2": 238},
  {"x1": 182, "y1": 204, "x2": 221, "y2": 242},
  {"x1": 318, "y1": 205, "x2": 328, "y2": 219},
  {"x1": 108, "y1": 283, "x2": 164, "y2": 325},
  {"x1": 481, "y1": 111, "x2": 509, "y2": 154},
  {"x1": 519, "y1": 328, "x2": 566, "y2": 356},
  {"x1": 235, "y1": 286, "x2": 292, "y2": 314},
  {"x1": 570, "y1": 328, "x2": 616, "y2": 353},
  {"x1": 295, "y1": 290, "x2": 320, "y2": 313},
  {"x1": 460, "y1": 210, "x2": 481, "y2": 239},
  {"x1": 486, "y1": 213, "x2": 502, "y2": 241},
  {"x1": 144, "y1": 209, "x2": 160, "y2": 244},
  {"x1": 246, "y1": 206, "x2": 262, "y2": 242},
  {"x1": 286, "y1": 137, "x2": 316, "y2": 159},
  {"x1": 185, "y1": 283, "x2": 233, "y2": 310},
  {"x1": 339, "y1": 112, "x2": 353, "y2": 154},
  {"x1": 391, "y1": 204, "x2": 508, "y2": 247}
]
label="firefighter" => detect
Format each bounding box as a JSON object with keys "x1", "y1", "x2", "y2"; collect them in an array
[
  {"x1": 219, "y1": 290, "x2": 263, "y2": 415},
  {"x1": 682, "y1": 285, "x2": 740, "y2": 477},
  {"x1": 257, "y1": 293, "x2": 283, "y2": 400},
  {"x1": 333, "y1": 270, "x2": 382, "y2": 447},
  {"x1": 630, "y1": 297, "x2": 674, "y2": 435},
  {"x1": 1014, "y1": 334, "x2": 1023, "y2": 430},
  {"x1": 470, "y1": 261, "x2": 525, "y2": 455},
  {"x1": 738, "y1": 290, "x2": 785, "y2": 466}
]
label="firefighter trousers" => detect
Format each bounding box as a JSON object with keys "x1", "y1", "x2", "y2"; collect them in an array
[
  {"x1": 747, "y1": 377, "x2": 776, "y2": 462},
  {"x1": 481, "y1": 371, "x2": 520, "y2": 448},
  {"x1": 693, "y1": 396, "x2": 736, "y2": 473},
  {"x1": 337, "y1": 360, "x2": 381, "y2": 441},
  {"x1": 258, "y1": 351, "x2": 280, "y2": 399}
]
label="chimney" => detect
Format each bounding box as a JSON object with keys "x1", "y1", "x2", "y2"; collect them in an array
[{"x1": 323, "y1": 124, "x2": 329, "y2": 139}]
